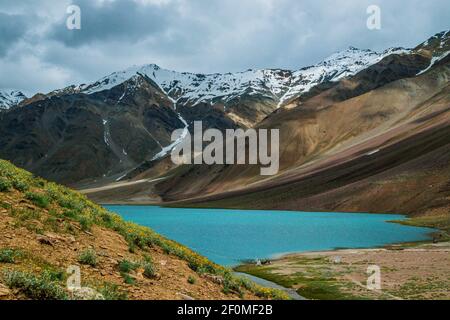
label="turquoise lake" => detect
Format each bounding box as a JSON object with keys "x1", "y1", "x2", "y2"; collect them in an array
[{"x1": 105, "y1": 206, "x2": 435, "y2": 266}]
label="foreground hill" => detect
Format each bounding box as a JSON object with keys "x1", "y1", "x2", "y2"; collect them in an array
[{"x1": 0, "y1": 160, "x2": 285, "y2": 300}]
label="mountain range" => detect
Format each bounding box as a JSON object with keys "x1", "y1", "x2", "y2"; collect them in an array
[{"x1": 0, "y1": 30, "x2": 449, "y2": 221}]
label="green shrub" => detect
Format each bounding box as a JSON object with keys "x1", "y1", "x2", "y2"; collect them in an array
[
  {"x1": 78, "y1": 249, "x2": 97, "y2": 267},
  {"x1": 118, "y1": 260, "x2": 140, "y2": 273},
  {"x1": 11, "y1": 208, "x2": 40, "y2": 221},
  {"x1": 100, "y1": 212, "x2": 113, "y2": 228},
  {"x1": 0, "y1": 249, "x2": 20, "y2": 263},
  {"x1": 143, "y1": 262, "x2": 157, "y2": 279},
  {"x1": 237, "y1": 277, "x2": 255, "y2": 291},
  {"x1": 98, "y1": 283, "x2": 128, "y2": 300},
  {"x1": 3, "y1": 270, "x2": 67, "y2": 300},
  {"x1": 44, "y1": 269, "x2": 65, "y2": 282},
  {"x1": 0, "y1": 201, "x2": 11, "y2": 209},
  {"x1": 57, "y1": 196, "x2": 85, "y2": 212},
  {"x1": 78, "y1": 216, "x2": 93, "y2": 231},
  {"x1": 121, "y1": 272, "x2": 136, "y2": 285},
  {"x1": 25, "y1": 191, "x2": 50, "y2": 208},
  {"x1": 128, "y1": 243, "x2": 137, "y2": 253},
  {"x1": 44, "y1": 216, "x2": 60, "y2": 231},
  {"x1": 35, "y1": 178, "x2": 46, "y2": 187},
  {"x1": 12, "y1": 179, "x2": 29, "y2": 192},
  {"x1": 222, "y1": 271, "x2": 243, "y2": 297},
  {"x1": 0, "y1": 178, "x2": 12, "y2": 192},
  {"x1": 188, "y1": 276, "x2": 196, "y2": 285}
]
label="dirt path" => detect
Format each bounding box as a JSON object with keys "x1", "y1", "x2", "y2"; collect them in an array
[{"x1": 79, "y1": 177, "x2": 167, "y2": 195}]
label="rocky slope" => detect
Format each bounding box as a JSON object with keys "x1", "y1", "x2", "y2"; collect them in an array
[
  {"x1": 152, "y1": 32, "x2": 448, "y2": 201},
  {"x1": 0, "y1": 41, "x2": 413, "y2": 186},
  {"x1": 140, "y1": 32, "x2": 450, "y2": 232},
  {"x1": 0, "y1": 76, "x2": 186, "y2": 185},
  {"x1": 0, "y1": 159, "x2": 285, "y2": 300},
  {"x1": 167, "y1": 60, "x2": 450, "y2": 236}
]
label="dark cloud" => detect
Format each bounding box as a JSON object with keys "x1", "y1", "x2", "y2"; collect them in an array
[
  {"x1": 0, "y1": 12, "x2": 30, "y2": 56},
  {"x1": 50, "y1": 0, "x2": 170, "y2": 46},
  {"x1": 0, "y1": 0, "x2": 448, "y2": 95}
]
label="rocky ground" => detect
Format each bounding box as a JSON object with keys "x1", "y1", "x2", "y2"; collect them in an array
[
  {"x1": 0, "y1": 160, "x2": 286, "y2": 300},
  {"x1": 236, "y1": 242, "x2": 450, "y2": 300}
]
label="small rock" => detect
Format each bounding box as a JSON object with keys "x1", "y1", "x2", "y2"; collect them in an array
[
  {"x1": 177, "y1": 293, "x2": 195, "y2": 301},
  {"x1": 332, "y1": 256, "x2": 342, "y2": 264},
  {"x1": 37, "y1": 235, "x2": 55, "y2": 246},
  {"x1": 203, "y1": 274, "x2": 224, "y2": 285},
  {"x1": 0, "y1": 284, "x2": 11, "y2": 298},
  {"x1": 44, "y1": 232, "x2": 68, "y2": 243},
  {"x1": 68, "y1": 287, "x2": 104, "y2": 300}
]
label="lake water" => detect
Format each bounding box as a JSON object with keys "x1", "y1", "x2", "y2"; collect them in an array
[{"x1": 105, "y1": 206, "x2": 434, "y2": 266}]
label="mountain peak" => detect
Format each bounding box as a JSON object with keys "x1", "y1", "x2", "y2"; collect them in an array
[
  {"x1": 144, "y1": 63, "x2": 161, "y2": 70},
  {"x1": 347, "y1": 46, "x2": 371, "y2": 52},
  {"x1": 0, "y1": 89, "x2": 27, "y2": 110},
  {"x1": 76, "y1": 44, "x2": 407, "y2": 108},
  {"x1": 415, "y1": 30, "x2": 450, "y2": 52}
]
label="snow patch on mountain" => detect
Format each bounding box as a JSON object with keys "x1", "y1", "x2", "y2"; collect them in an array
[
  {"x1": 146, "y1": 80, "x2": 190, "y2": 161},
  {"x1": 0, "y1": 89, "x2": 27, "y2": 110},
  {"x1": 417, "y1": 50, "x2": 450, "y2": 75},
  {"x1": 277, "y1": 47, "x2": 410, "y2": 107},
  {"x1": 151, "y1": 113, "x2": 189, "y2": 162},
  {"x1": 60, "y1": 47, "x2": 410, "y2": 109}
]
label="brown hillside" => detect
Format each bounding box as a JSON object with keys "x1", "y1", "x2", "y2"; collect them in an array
[{"x1": 0, "y1": 160, "x2": 285, "y2": 300}]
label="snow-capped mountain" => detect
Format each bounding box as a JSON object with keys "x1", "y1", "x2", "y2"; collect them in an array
[
  {"x1": 56, "y1": 47, "x2": 409, "y2": 108},
  {"x1": 0, "y1": 89, "x2": 27, "y2": 110},
  {"x1": 0, "y1": 31, "x2": 446, "y2": 187},
  {"x1": 415, "y1": 30, "x2": 450, "y2": 75}
]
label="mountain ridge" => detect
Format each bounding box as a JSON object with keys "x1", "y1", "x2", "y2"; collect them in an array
[
  {"x1": 50, "y1": 46, "x2": 410, "y2": 110},
  {"x1": 0, "y1": 30, "x2": 449, "y2": 200}
]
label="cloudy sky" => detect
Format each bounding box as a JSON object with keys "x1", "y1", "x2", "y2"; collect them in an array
[{"x1": 0, "y1": 0, "x2": 449, "y2": 95}]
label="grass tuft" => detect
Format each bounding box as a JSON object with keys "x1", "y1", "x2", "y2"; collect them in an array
[
  {"x1": 78, "y1": 249, "x2": 97, "y2": 267},
  {"x1": 188, "y1": 276, "x2": 196, "y2": 285},
  {"x1": 25, "y1": 191, "x2": 50, "y2": 209},
  {"x1": 2, "y1": 270, "x2": 67, "y2": 300},
  {"x1": 118, "y1": 259, "x2": 140, "y2": 273},
  {"x1": 0, "y1": 249, "x2": 21, "y2": 264},
  {"x1": 0, "y1": 177, "x2": 12, "y2": 192}
]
